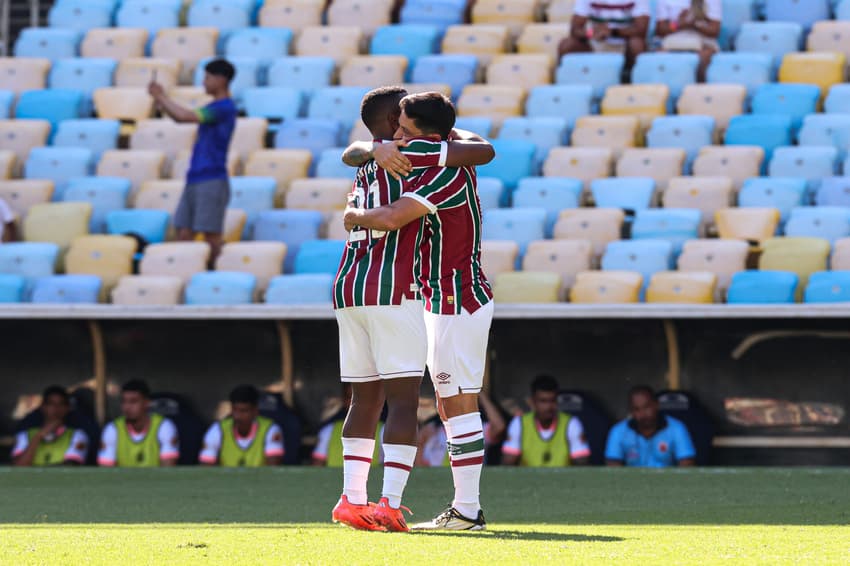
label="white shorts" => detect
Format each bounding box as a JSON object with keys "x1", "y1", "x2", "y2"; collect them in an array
[
  {"x1": 425, "y1": 300, "x2": 494, "y2": 398},
  {"x1": 335, "y1": 298, "x2": 427, "y2": 382}
]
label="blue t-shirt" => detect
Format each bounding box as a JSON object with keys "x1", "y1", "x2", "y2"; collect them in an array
[
  {"x1": 186, "y1": 98, "x2": 237, "y2": 184},
  {"x1": 605, "y1": 415, "x2": 695, "y2": 467}
]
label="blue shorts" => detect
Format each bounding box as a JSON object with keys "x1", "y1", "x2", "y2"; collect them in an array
[{"x1": 174, "y1": 178, "x2": 230, "y2": 234}]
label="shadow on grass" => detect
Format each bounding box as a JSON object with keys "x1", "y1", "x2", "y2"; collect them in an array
[{"x1": 410, "y1": 530, "x2": 624, "y2": 542}]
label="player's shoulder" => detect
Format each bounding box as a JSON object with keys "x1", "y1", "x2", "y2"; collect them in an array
[
  {"x1": 609, "y1": 418, "x2": 632, "y2": 437},
  {"x1": 664, "y1": 415, "x2": 689, "y2": 434},
  {"x1": 403, "y1": 138, "x2": 443, "y2": 153}
]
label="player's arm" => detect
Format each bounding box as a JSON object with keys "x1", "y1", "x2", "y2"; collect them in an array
[
  {"x1": 148, "y1": 80, "x2": 200, "y2": 123},
  {"x1": 604, "y1": 423, "x2": 625, "y2": 467},
  {"x1": 344, "y1": 193, "x2": 430, "y2": 232},
  {"x1": 12, "y1": 431, "x2": 38, "y2": 467},
  {"x1": 673, "y1": 422, "x2": 697, "y2": 467},
  {"x1": 97, "y1": 423, "x2": 117, "y2": 467},
  {"x1": 568, "y1": 417, "x2": 591, "y2": 466},
  {"x1": 158, "y1": 419, "x2": 179, "y2": 467},
  {"x1": 479, "y1": 392, "x2": 506, "y2": 444},
  {"x1": 342, "y1": 138, "x2": 495, "y2": 179},
  {"x1": 500, "y1": 416, "x2": 522, "y2": 466},
  {"x1": 63, "y1": 430, "x2": 88, "y2": 466},
  {"x1": 264, "y1": 424, "x2": 285, "y2": 466},
  {"x1": 311, "y1": 423, "x2": 333, "y2": 466},
  {"x1": 677, "y1": 457, "x2": 696, "y2": 467},
  {"x1": 2, "y1": 220, "x2": 16, "y2": 243},
  {"x1": 199, "y1": 423, "x2": 220, "y2": 466}
]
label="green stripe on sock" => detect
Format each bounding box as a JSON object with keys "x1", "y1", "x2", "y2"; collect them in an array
[{"x1": 448, "y1": 439, "x2": 485, "y2": 456}]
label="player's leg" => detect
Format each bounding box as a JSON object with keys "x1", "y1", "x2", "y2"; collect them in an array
[
  {"x1": 379, "y1": 376, "x2": 420, "y2": 513},
  {"x1": 202, "y1": 232, "x2": 223, "y2": 268},
  {"x1": 174, "y1": 183, "x2": 196, "y2": 242}
]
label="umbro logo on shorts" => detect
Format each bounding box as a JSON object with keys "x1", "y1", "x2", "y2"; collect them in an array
[{"x1": 436, "y1": 372, "x2": 451, "y2": 383}]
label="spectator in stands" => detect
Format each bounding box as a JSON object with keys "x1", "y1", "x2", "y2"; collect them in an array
[
  {"x1": 0, "y1": 197, "x2": 16, "y2": 243},
  {"x1": 200, "y1": 385, "x2": 284, "y2": 467},
  {"x1": 12, "y1": 385, "x2": 88, "y2": 466},
  {"x1": 148, "y1": 59, "x2": 237, "y2": 267},
  {"x1": 98, "y1": 380, "x2": 179, "y2": 467},
  {"x1": 501, "y1": 376, "x2": 591, "y2": 467},
  {"x1": 312, "y1": 384, "x2": 383, "y2": 467},
  {"x1": 558, "y1": 0, "x2": 650, "y2": 71},
  {"x1": 606, "y1": 385, "x2": 696, "y2": 467},
  {"x1": 655, "y1": 0, "x2": 721, "y2": 81}
]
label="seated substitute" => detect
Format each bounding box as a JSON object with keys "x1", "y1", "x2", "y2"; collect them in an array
[
  {"x1": 655, "y1": 0, "x2": 721, "y2": 81},
  {"x1": 13, "y1": 385, "x2": 88, "y2": 466},
  {"x1": 312, "y1": 383, "x2": 382, "y2": 467},
  {"x1": 558, "y1": 0, "x2": 650, "y2": 70}
]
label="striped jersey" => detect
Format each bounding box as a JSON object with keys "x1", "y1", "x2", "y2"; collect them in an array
[{"x1": 333, "y1": 140, "x2": 447, "y2": 309}]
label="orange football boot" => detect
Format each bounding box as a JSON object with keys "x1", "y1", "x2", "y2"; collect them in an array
[
  {"x1": 332, "y1": 495, "x2": 385, "y2": 531},
  {"x1": 373, "y1": 497, "x2": 412, "y2": 533}
]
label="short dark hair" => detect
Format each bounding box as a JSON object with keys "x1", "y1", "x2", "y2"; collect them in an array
[
  {"x1": 205, "y1": 58, "x2": 236, "y2": 82},
  {"x1": 229, "y1": 385, "x2": 259, "y2": 406},
  {"x1": 531, "y1": 375, "x2": 559, "y2": 395},
  {"x1": 42, "y1": 385, "x2": 70, "y2": 405},
  {"x1": 360, "y1": 86, "x2": 408, "y2": 132},
  {"x1": 629, "y1": 385, "x2": 655, "y2": 401},
  {"x1": 399, "y1": 92, "x2": 456, "y2": 139},
  {"x1": 122, "y1": 380, "x2": 151, "y2": 398}
]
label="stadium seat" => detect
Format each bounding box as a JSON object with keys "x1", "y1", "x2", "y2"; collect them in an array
[
  {"x1": 308, "y1": 87, "x2": 370, "y2": 131},
  {"x1": 799, "y1": 115, "x2": 850, "y2": 161},
  {"x1": 675, "y1": 85, "x2": 744, "y2": 140},
  {"x1": 692, "y1": 145, "x2": 765, "y2": 192},
  {"x1": 400, "y1": 0, "x2": 466, "y2": 30},
  {"x1": 215, "y1": 241, "x2": 287, "y2": 294},
  {"x1": 0, "y1": 90, "x2": 12, "y2": 118},
  {"x1": 48, "y1": 0, "x2": 112, "y2": 32},
  {"x1": 546, "y1": 0, "x2": 576, "y2": 22},
  {"x1": 23, "y1": 202, "x2": 92, "y2": 259},
  {"x1": 140, "y1": 241, "x2": 210, "y2": 283},
  {"x1": 53, "y1": 120, "x2": 120, "y2": 165},
  {"x1": 487, "y1": 54, "x2": 552, "y2": 90},
  {"x1": 705, "y1": 52, "x2": 773, "y2": 100},
  {"x1": 517, "y1": 23, "x2": 570, "y2": 62},
  {"x1": 0, "y1": 180, "x2": 54, "y2": 225},
  {"x1": 601, "y1": 84, "x2": 669, "y2": 131},
  {"x1": 222, "y1": 208, "x2": 247, "y2": 244},
  {"x1": 571, "y1": 116, "x2": 640, "y2": 159},
  {"x1": 807, "y1": 21, "x2": 850, "y2": 62},
  {"x1": 779, "y1": 53, "x2": 846, "y2": 96},
  {"x1": 47, "y1": 58, "x2": 116, "y2": 115},
  {"x1": 453, "y1": 117, "x2": 494, "y2": 138},
  {"x1": 315, "y1": 148, "x2": 355, "y2": 180},
  {"x1": 751, "y1": 83, "x2": 820, "y2": 134},
  {"x1": 411, "y1": 55, "x2": 478, "y2": 100},
  {"x1": 111, "y1": 275, "x2": 184, "y2": 305},
  {"x1": 265, "y1": 273, "x2": 334, "y2": 304},
  {"x1": 225, "y1": 28, "x2": 292, "y2": 69},
  {"x1": 833, "y1": 236, "x2": 850, "y2": 269},
  {"x1": 556, "y1": 54, "x2": 625, "y2": 103},
  {"x1": 340, "y1": 56, "x2": 408, "y2": 88},
  {"x1": 106, "y1": 209, "x2": 169, "y2": 244},
  {"x1": 194, "y1": 56, "x2": 258, "y2": 107},
  {"x1": 471, "y1": 0, "x2": 536, "y2": 39},
  {"x1": 116, "y1": 1, "x2": 180, "y2": 41},
  {"x1": 570, "y1": 271, "x2": 642, "y2": 304},
  {"x1": 370, "y1": 24, "x2": 440, "y2": 69},
  {"x1": 768, "y1": 146, "x2": 839, "y2": 196},
  {"x1": 715, "y1": 207, "x2": 780, "y2": 245},
  {"x1": 0, "y1": 274, "x2": 25, "y2": 303},
  {"x1": 25, "y1": 147, "x2": 93, "y2": 200},
  {"x1": 229, "y1": 117, "x2": 269, "y2": 168},
  {"x1": 632, "y1": 209, "x2": 701, "y2": 255},
  {"x1": 646, "y1": 115, "x2": 716, "y2": 174},
  {"x1": 441, "y1": 25, "x2": 510, "y2": 67},
  {"x1": 784, "y1": 207, "x2": 850, "y2": 243},
  {"x1": 286, "y1": 179, "x2": 350, "y2": 213},
  {"x1": 0, "y1": 242, "x2": 60, "y2": 286},
  {"x1": 631, "y1": 53, "x2": 698, "y2": 111},
  {"x1": 815, "y1": 177, "x2": 850, "y2": 207},
  {"x1": 228, "y1": 176, "x2": 277, "y2": 238},
  {"x1": 482, "y1": 208, "x2": 547, "y2": 260},
  {"x1": 738, "y1": 177, "x2": 807, "y2": 224},
  {"x1": 267, "y1": 56, "x2": 336, "y2": 96},
  {"x1": 825, "y1": 84, "x2": 850, "y2": 114},
  {"x1": 456, "y1": 86, "x2": 525, "y2": 128},
  {"x1": 497, "y1": 120, "x2": 566, "y2": 176},
  {"x1": 759, "y1": 237, "x2": 831, "y2": 299},
  {"x1": 115, "y1": 58, "x2": 180, "y2": 91},
  {"x1": 152, "y1": 27, "x2": 218, "y2": 85},
  {"x1": 14, "y1": 28, "x2": 80, "y2": 60},
  {"x1": 601, "y1": 240, "x2": 675, "y2": 296},
  {"x1": 525, "y1": 85, "x2": 593, "y2": 130},
  {"x1": 296, "y1": 26, "x2": 363, "y2": 66},
  {"x1": 130, "y1": 119, "x2": 197, "y2": 175},
  {"x1": 14, "y1": 90, "x2": 84, "y2": 139},
  {"x1": 477, "y1": 177, "x2": 504, "y2": 210},
  {"x1": 553, "y1": 208, "x2": 624, "y2": 259},
  {"x1": 719, "y1": 0, "x2": 755, "y2": 50},
  {"x1": 735, "y1": 22, "x2": 803, "y2": 73},
  {"x1": 591, "y1": 177, "x2": 656, "y2": 214},
  {"x1": 513, "y1": 177, "x2": 582, "y2": 235},
  {"x1": 764, "y1": 0, "x2": 830, "y2": 32},
  {"x1": 0, "y1": 57, "x2": 50, "y2": 95},
  {"x1": 0, "y1": 119, "x2": 50, "y2": 177},
  {"x1": 96, "y1": 150, "x2": 165, "y2": 199},
  {"x1": 185, "y1": 271, "x2": 256, "y2": 305},
  {"x1": 93, "y1": 88, "x2": 154, "y2": 125},
  {"x1": 646, "y1": 272, "x2": 717, "y2": 304},
  {"x1": 65, "y1": 235, "x2": 137, "y2": 297},
  {"x1": 63, "y1": 177, "x2": 131, "y2": 233},
  {"x1": 259, "y1": 0, "x2": 324, "y2": 34},
  {"x1": 254, "y1": 209, "x2": 324, "y2": 273},
  {"x1": 480, "y1": 240, "x2": 518, "y2": 281},
  {"x1": 328, "y1": 0, "x2": 394, "y2": 37},
  {"x1": 664, "y1": 176, "x2": 734, "y2": 237},
  {"x1": 243, "y1": 150, "x2": 312, "y2": 206},
  {"x1": 493, "y1": 271, "x2": 561, "y2": 303},
  {"x1": 31, "y1": 274, "x2": 102, "y2": 304},
  {"x1": 838, "y1": 0, "x2": 850, "y2": 20},
  {"x1": 724, "y1": 115, "x2": 793, "y2": 165},
  {"x1": 81, "y1": 28, "x2": 147, "y2": 60},
  {"x1": 187, "y1": 0, "x2": 251, "y2": 34},
  {"x1": 804, "y1": 271, "x2": 850, "y2": 303},
  {"x1": 294, "y1": 239, "x2": 345, "y2": 275},
  {"x1": 678, "y1": 239, "x2": 750, "y2": 301},
  {"x1": 616, "y1": 148, "x2": 686, "y2": 195},
  {"x1": 0, "y1": 150, "x2": 12, "y2": 178},
  {"x1": 522, "y1": 239, "x2": 593, "y2": 300},
  {"x1": 476, "y1": 139, "x2": 536, "y2": 194},
  {"x1": 135, "y1": 179, "x2": 183, "y2": 216}
]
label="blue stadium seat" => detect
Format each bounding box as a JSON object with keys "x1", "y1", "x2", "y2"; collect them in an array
[
  {"x1": 400, "y1": 0, "x2": 466, "y2": 30},
  {"x1": 371, "y1": 25, "x2": 441, "y2": 73},
  {"x1": 195, "y1": 57, "x2": 259, "y2": 108},
  {"x1": 308, "y1": 87, "x2": 370, "y2": 130},
  {"x1": 646, "y1": 115, "x2": 715, "y2": 174},
  {"x1": 53, "y1": 119, "x2": 121, "y2": 164},
  {"x1": 768, "y1": 146, "x2": 839, "y2": 196},
  {"x1": 229, "y1": 176, "x2": 276, "y2": 239},
  {"x1": 512, "y1": 177, "x2": 581, "y2": 237},
  {"x1": 0, "y1": 274, "x2": 26, "y2": 303},
  {"x1": 31, "y1": 274, "x2": 102, "y2": 304},
  {"x1": 739, "y1": 177, "x2": 807, "y2": 223},
  {"x1": 116, "y1": 1, "x2": 180, "y2": 41},
  {"x1": 497, "y1": 118, "x2": 568, "y2": 175},
  {"x1": 267, "y1": 57, "x2": 335, "y2": 98},
  {"x1": 48, "y1": 1, "x2": 112, "y2": 33},
  {"x1": 525, "y1": 85, "x2": 593, "y2": 130},
  {"x1": 185, "y1": 271, "x2": 257, "y2": 305},
  {"x1": 0, "y1": 243, "x2": 60, "y2": 286},
  {"x1": 601, "y1": 240, "x2": 674, "y2": 296},
  {"x1": 48, "y1": 58, "x2": 116, "y2": 116},
  {"x1": 0, "y1": 90, "x2": 13, "y2": 118},
  {"x1": 751, "y1": 83, "x2": 820, "y2": 134},
  {"x1": 188, "y1": 0, "x2": 252, "y2": 34},
  {"x1": 631, "y1": 209, "x2": 701, "y2": 255},
  {"x1": 632, "y1": 53, "x2": 698, "y2": 111},
  {"x1": 15, "y1": 90, "x2": 85, "y2": 139},
  {"x1": 477, "y1": 139, "x2": 536, "y2": 194},
  {"x1": 556, "y1": 54, "x2": 625, "y2": 104},
  {"x1": 106, "y1": 209, "x2": 169, "y2": 244},
  {"x1": 804, "y1": 271, "x2": 850, "y2": 303},
  {"x1": 63, "y1": 177, "x2": 131, "y2": 233},
  {"x1": 265, "y1": 273, "x2": 334, "y2": 304},
  {"x1": 784, "y1": 207, "x2": 850, "y2": 242},
  {"x1": 724, "y1": 114, "x2": 793, "y2": 164},
  {"x1": 454, "y1": 117, "x2": 493, "y2": 137},
  {"x1": 815, "y1": 177, "x2": 850, "y2": 207},
  {"x1": 482, "y1": 208, "x2": 547, "y2": 261},
  {"x1": 254, "y1": 210, "x2": 324, "y2": 273},
  {"x1": 294, "y1": 240, "x2": 345, "y2": 275},
  {"x1": 274, "y1": 119, "x2": 343, "y2": 173},
  {"x1": 727, "y1": 270, "x2": 798, "y2": 303},
  {"x1": 590, "y1": 177, "x2": 656, "y2": 214},
  {"x1": 825, "y1": 85, "x2": 850, "y2": 114},
  {"x1": 411, "y1": 55, "x2": 478, "y2": 101},
  {"x1": 839, "y1": 0, "x2": 850, "y2": 19},
  {"x1": 734, "y1": 22, "x2": 803, "y2": 76},
  {"x1": 243, "y1": 87, "x2": 303, "y2": 128},
  {"x1": 477, "y1": 177, "x2": 504, "y2": 210},
  {"x1": 706, "y1": 52, "x2": 773, "y2": 98},
  {"x1": 720, "y1": 0, "x2": 756, "y2": 50},
  {"x1": 14, "y1": 28, "x2": 80, "y2": 60},
  {"x1": 24, "y1": 147, "x2": 93, "y2": 199},
  {"x1": 315, "y1": 148, "x2": 356, "y2": 180},
  {"x1": 764, "y1": 0, "x2": 829, "y2": 32},
  {"x1": 799, "y1": 114, "x2": 850, "y2": 161},
  {"x1": 225, "y1": 28, "x2": 293, "y2": 69}
]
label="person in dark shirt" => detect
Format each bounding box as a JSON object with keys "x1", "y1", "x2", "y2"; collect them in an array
[{"x1": 148, "y1": 59, "x2": 237, "y2": 266}]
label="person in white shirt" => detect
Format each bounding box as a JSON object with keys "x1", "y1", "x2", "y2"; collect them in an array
[
  {"x1": 655, "y1": 0, "x2": 722, "y2": 81},
  {"x1": 12, "y1": 385, "x2": 88, "y2": 466},
  {"x1": 559, "y1": 0, "x2": 651, "y2": 69},
  {"x1": 0, "y1": 197, "x2": 16, "y2": 243}
]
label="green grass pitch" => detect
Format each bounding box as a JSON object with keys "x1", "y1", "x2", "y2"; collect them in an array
[{"x1": 1, "y1": 467, "x2": 849, "y2": 565}]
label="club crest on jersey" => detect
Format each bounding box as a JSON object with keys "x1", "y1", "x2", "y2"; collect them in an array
[
  {"x1": 436, "y1": 372, "x2": 451, "y2": 383},
  {"x1": 658, "y1": 441, "x2": 669, "y2": 454}
]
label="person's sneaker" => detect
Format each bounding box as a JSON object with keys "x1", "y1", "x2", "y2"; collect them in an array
[
  {"x1": 332, "y1": 495, "x2": 385, "y2": 531},
  {"x1": 410, "y1": 506, "x2": 487, "y2": 531},
  {"x1": 372, "y1": 497, "x2": 412, "y2": 532}
]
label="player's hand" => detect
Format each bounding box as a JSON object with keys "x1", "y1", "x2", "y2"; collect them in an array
[
  {"x1": 343, "y1": 206, "x2": 360, "y2": 232},
  {"x1": 37, "y1": 420, "x2": 62, "y2": 440},
  {"x1": 593, "y1": 22, "x2": 610, "y2": 41},
  {"x1": 374, "y1": 140, "x2": 412, "y2": 180},
  {"x1": 147, "y1": 80, "x2": 165, "y2": 99}
]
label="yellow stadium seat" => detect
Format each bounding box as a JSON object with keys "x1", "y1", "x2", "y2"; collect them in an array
[
  {"x1": 243, "y1": 149, "x2": 312, "y2": 207},
  {"x1": 472, "y1": 0, "x2": 537, "y2": 40},
  {"x1": 546, "y1": 0, "x2": 576, "y2": 22},
  {"x1": 286, "y1": 179, "x2": 351, "y2": 213},
  {"x1": 692, "y1": 145, "x2": 764, "y2": 192},
  {"x1": 616, "y1": 148, "x2": 686, "y2": 194},
  {"x1": 81, "y1": 28, "x2": 148, "y2": 59},
  {"x1": 222, "y1": 209, "x2": 247, "y2": 243},
  {"x1": 215, "y1": 241, "x2": 287, "y2": 295},
  {"x1": 0, "y1": 150, "x2": 13, "y2": 179},
  {"x1": 646, "y1": 271, "x2": 717, "y2": 304},
  {"x1": 66, "y1": 235, "x2": 138, "y2": 300},
  {"x1": 570, "y1": 271, "x2": 642, "y2": 304},
  {"x1": 348, "y1": 120, "x2": 372, "y2": 144},
  {"x1": 93, "y1": 88, "x2": 155, "y2": 128},
  {"x1": 542, "y1": 147, "x2": 614, "y2": 197},
  {"x1": 152, "y1": 28, "x2": 219, "y2": 85},
  {"x1": 0, "y1": 120, "x2": 50, "y2": 176},
  {"x1": 457, "y1": 85, "x2": 525, "y2": 129},
  {"x1": 677, "y1": 84, "x2": 747, "y2": 136},
  {"x1": 808, "y1": 22, "x2": 850, "y2": 60},
  {"x1": 601, "y1": 84, "x2": 669, "y2": 131},
  {"x1": 493, "y1": 271, "x2": 562, "y2": 303},
  {"x1": 442, "y1": 25, "x2": 510, "y2": 67},
  {"x1": 523, "y1": 239, "x2": 594, "y2": 300},
  {"x1": 340, "y1": 56, "x2": 408, "y2": 88},
  {"x1": 760, "y1": 237, "x2": 831, "y2": 300},
  {"x1": 400, "y1": 83, "x2": 453, "y2": 98},
  {"x1": 96, "y1": 150, "x2": 165, "y2": 199},
  {"x1": 23, "y1": 203, "x2": 92, "y2": 262},
  {"x1": 325, "y1": 210, "x2": 348, "y2": 240},
  {"x1": 111, "y1": 275, "x2": 184, "y2": 305},
  {"x1": 486, "y1": 54, "x2": 553, "y2": 89},
  {"x1": 230, "y1": 117, "x2": 269, "y2": 168},
  {"x1": 296, "y1": 26, "x2": 363, "y2": 65},
  {"x1": 171, "y1": 150, "x2": 239, "y2": 181},
  {"x1": 0, "y1": 180, "x2": 54, "y2": 228},
  {"x1": 517, "y1": 24, "x2": 571, "y2": 61},
  {"x1": 832, "y1": 238, "x2": 850, "y2": 270},
  {"x1": 779, "y1": 52, "x2": 846, "y2": 96},
  {"x1": 115, "y1": 58, "x2": 181, "y2": 90},
  {"x1": 260, "y1": 0, "x2": 326, "y2": 35},
  {"x1": 130, "y1": 120, "x2": 197, "y2": 177},
  {"x1": 677, "y1": 239, "x2": 749, "y2": 301},
  {"x1": 664, "y1": 176, "x2": 734, "y2": 236},
  {"x1": 481, "y1": 240, "x2": 519, "y2": 280},
  {"x1": 553, "y1": 208, "x2": 624, "y2": 259},
  {"x1": 135, "y1": 180, "x2": 184, "y2": 215},
  {"x1": 571, "y1": 116, "x2": 640, "y2": 159},
  {"x1": 0, "y1": 57, "x2": 50, "y2": 95},
  {"x1": 327, "y1": 0, "x2": 394, "y2": 37},
  {"x1": 140, "y1": 241, "x2": 210, "y2": 283},
  {"x1": 715, "y1": 207, "x2": 780, "y2": 246},
  {"x1": 168, "y1": 87, "x2": 213, "y2": 110}
]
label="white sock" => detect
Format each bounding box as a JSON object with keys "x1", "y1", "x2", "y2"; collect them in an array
[
  {"x1": 342, "y1": 437, "x2": 375, "y2": 505},
  {"x1": 445, "y1": 413, "x2": 484, "y2": 519},
  {"x1": 381, "y1": 443, "x2": 417, "y2": 509}
]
